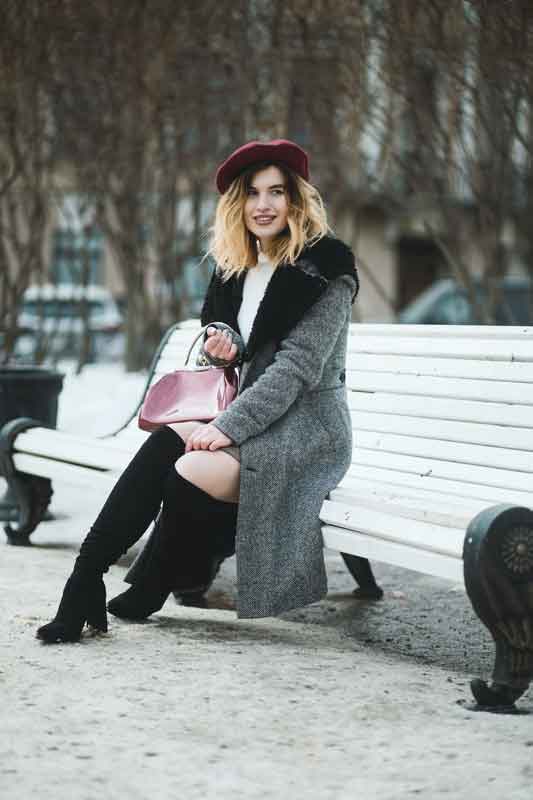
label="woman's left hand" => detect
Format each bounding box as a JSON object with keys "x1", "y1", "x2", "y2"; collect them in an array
[{"x1": 185, "y1": 423, "x2": 234, "y2": 453}]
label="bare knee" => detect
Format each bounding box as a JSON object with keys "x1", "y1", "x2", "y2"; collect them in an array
[{"x1": 175, "y1": 451, "x2": 240, "y2": 503}]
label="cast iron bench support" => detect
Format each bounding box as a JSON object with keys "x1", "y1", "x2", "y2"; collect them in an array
[
  {"x1": 463, "y1": 504, "x2": 533, "y2": 710},
  {"x1": 0, "y1": 418, "x2": 53, "y2": 546}
]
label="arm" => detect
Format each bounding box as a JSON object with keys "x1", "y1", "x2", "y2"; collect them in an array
[{"x1": 213, "y1": 276, "x2": 354, "y2": 446}]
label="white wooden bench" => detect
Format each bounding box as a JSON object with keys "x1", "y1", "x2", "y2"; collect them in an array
[{"x1": 1, "y1": 322, "x2": 533, "y2": 710}]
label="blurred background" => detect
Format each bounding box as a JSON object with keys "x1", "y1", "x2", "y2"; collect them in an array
[{"x1": 1, "y1": 0, "x2": 533, "y2": 373}]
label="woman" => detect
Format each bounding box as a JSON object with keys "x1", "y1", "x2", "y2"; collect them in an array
[{"x1": 37, "y1": 138, "x2": 377, "y2": 644}]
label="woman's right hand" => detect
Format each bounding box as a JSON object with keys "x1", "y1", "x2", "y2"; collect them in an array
[{"x1": 204, "y1": 327, "x2": 238, "y2": 364}]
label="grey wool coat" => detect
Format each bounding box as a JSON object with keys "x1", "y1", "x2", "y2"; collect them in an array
[{"x1": 202, "y1": 234, "x2": 359, "y2": 619}]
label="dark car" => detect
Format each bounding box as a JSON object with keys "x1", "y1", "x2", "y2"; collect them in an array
[{"x1": 398, "y1": 276, "x2": 533, "y2": 325}]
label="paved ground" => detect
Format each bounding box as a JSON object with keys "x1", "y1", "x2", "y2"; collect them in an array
[{"x1": 1, "y1": 482, "x2": 532, "y2": 800}]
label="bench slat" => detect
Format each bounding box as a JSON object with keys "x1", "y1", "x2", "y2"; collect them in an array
[
  {"x1": 355, "y1": 430, "x2": 533, "y2": 473},
  {"x1": 346, "y1": 371, "x2": 533, "y2": 405},
  {"x1": 347, "y1": 392, "x2": 533, "y2": 429},
  {"x1": 18, "y1": 427, "x2": 147, "y2": 453},
  {"x1": 15, "y1": 431, "x2": 140, "y2": 471},
  {"x1": 348, "y1": 336, "x2": 533, "y2": 362},
  {"x1": 340, "y1": 467, "x2": 533, "y2": 507},
  {"x1": 350, "y1": 449, "x2": 533, "y2": 493},
  {"x1": 320, "y1": 500, "x2": 465, "y2": 558},
  {"x1": 345, "y1": 353, "x2": 533, "y2": 383},
  {"x1": 330, "y1": 483, "x2": 491, "y2": 529},
  {"x1": 350, "y1": 411, "x2": 533, "y2": 452},
  {"x1": 322, "y1": 526, "x2": 464, "y2": 582},
  {"x1": 349, "y1": 324, "x2": 533, "y2": 340},
  {"x1": 13, "y1": 453, "x2": 120, "y2": 490}
]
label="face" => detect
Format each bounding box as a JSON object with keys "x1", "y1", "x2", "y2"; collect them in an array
[{"x1": 243, "y1": 165, "x2": 289, "y2": 249}]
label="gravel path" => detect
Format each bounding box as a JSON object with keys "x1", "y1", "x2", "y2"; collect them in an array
[{"x1": 1, "y1": 484, "x2": 532, "y2": 800}]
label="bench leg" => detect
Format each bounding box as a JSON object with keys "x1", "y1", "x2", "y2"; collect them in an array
[
  {"x1": 0, "y1": 418, "x2": 53, "y2": 546},
  {"x1": 341, "y1": 553, "x2": 384, "y2": 599},
  {"x1": 463, "y1": 504, "x2": 533, "y2": 711}
]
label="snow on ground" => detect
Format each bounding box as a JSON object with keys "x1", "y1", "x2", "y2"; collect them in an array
[{"x1": 56, "y1": 359, "x2": 148, "y2": 436}]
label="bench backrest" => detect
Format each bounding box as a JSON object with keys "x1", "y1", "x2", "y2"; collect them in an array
[{"x1": 343, "y1": 324, "x2": 533, "y2": 509}]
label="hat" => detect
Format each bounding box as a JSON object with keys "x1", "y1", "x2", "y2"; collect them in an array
[{"x1": 215, "y1": 139, "x2": 310, "y2": 194}]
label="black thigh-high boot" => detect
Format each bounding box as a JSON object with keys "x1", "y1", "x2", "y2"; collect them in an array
[
  {"x1": 36, "y1": 426, "x2": 185, "y2": 643},
  {"x1": 107, "y1": 469, "x2": 238, "y2": 620}
]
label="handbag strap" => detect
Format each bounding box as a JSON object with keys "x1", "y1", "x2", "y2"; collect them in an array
[{"x1": 184, "y1": 324, "x2": 211, "y2": 366}]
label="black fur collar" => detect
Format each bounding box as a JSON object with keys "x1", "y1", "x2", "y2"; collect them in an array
[{"x1": 201, "y1": 234, "x2": 359, "y2": 361}]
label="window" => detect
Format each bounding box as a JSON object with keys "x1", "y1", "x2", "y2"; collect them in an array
[{"x1": 50, "y1": 228, "x2": 104, "y2": 285}]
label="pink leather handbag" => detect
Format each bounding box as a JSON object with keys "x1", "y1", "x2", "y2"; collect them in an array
[{"x1": 138, "y1": 325, "x2": 239, "y2": 432}]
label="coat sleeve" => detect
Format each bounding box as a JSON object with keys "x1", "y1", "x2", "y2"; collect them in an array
[{"x1": 213, "y1": 275, "x2": 354, "y2": 446}]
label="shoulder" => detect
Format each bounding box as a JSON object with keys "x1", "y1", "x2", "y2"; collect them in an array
[{"x1": 295, "y1": 235, "x2": 359, "y2": 298}]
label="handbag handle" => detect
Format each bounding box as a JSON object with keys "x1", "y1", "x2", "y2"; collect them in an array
[
  {"x1": 184, "y1": 324, "x2": 211, "y2": 366},
  {"x1": 184, "y1": 322, "x2": 243, "y2": 366}
]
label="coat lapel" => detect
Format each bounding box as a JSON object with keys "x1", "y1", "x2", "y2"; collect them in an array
[{"x1": 243, "y1": 258, "x2": 327, "y2": 359}]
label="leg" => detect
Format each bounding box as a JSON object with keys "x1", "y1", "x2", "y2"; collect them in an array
[
  {"x1": 36, "y1": 426, "x2": 186, "y2": 642},
  {"x1": 341, "y1": 553, "x2": 384, "y2": 600},
  {"x1": 107, "y1": 464, "x2": 238, "y2": 620}
]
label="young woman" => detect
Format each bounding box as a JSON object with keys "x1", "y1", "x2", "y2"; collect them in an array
[{"x1": 37, "y1": 138, "x2": 378, "y2": 644}]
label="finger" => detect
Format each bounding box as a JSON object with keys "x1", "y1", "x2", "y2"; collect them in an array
[
  {"x1": 206, "y1": 327, "x2": 217, "y2": 336},
  {"x1": 205, "y1": 334, "x2": 222, "y2": 354},
  {"x1": 207, "y1": 332, "x2": 223, "y2": 356},
  {"x1": 219, "y1": 334, "x2": 234, "y2": 358}
]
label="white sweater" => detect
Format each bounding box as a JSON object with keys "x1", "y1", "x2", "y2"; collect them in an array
[{"x1": 237, "y1": 251, "x2": 275, "y2": 345}]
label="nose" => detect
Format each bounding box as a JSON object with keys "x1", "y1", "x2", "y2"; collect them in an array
[{"x1": 256, "y1": 197, "x2": 273, "y2": 212}]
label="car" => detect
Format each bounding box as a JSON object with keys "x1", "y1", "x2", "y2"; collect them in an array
[
  {"x1": 398, "y1": 276, "x2": 532, "y2": 325},
  {"x1": 15, "y1": 284, "x2": 123, "y2": 361}
]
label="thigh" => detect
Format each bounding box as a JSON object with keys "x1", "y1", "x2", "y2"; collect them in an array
[{"x1": 175, "y1": 451, "x2": 240, "y2": 503}]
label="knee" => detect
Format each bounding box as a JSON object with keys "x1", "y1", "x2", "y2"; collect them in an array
[
  {"x1": 175, "y1": 452, "x2": 195, "y2": 480},
  {"x1": 174, "y1": 452, "x2": 240, "y2": 504}
]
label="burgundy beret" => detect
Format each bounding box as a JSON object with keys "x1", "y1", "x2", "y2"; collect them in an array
[{"x1": 215, "y1": 139, "x2": 310, "y2": 194}]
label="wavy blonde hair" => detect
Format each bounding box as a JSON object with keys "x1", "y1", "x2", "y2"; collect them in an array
[{"x1": 202, "y1": 160, "x2": 332, "y2": 280}]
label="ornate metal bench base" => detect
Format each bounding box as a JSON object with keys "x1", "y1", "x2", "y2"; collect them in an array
[
  {"x1": 0, "y1": 418, "x2": 53, "y2": 546},
  {"x1": 464, "y1": 504, "x2": 533, "y2": 711}
]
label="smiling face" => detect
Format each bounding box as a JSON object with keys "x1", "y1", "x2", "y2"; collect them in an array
[{"x1": 243, "y1": 165, "x2": 290, "y2": 250}]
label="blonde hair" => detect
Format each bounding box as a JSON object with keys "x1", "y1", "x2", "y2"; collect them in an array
[{"x1": 202, "y1": 160, "x2": 333, "y2": 280}]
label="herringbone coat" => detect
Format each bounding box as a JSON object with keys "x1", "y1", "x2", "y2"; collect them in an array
[{"x1": 203, "y1": 235, "x2": 358, "y2": 618}]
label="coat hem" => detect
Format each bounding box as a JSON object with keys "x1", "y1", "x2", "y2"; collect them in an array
[{"x1": 234, "y1": 585, "x2": 329, "y2": 620}]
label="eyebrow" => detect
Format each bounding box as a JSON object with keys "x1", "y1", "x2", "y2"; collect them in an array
[{"x1": 249, "y1": 183, "x2": 285, "y2": 190}]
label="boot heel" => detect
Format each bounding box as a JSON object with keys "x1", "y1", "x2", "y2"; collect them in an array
[{"x1": 86, "y1": 578, "x2": 108, "y2": 632}]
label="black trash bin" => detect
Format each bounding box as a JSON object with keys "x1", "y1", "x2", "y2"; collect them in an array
[{"x1": 0, "y1": 366, "x2": 64, "y2": 520}]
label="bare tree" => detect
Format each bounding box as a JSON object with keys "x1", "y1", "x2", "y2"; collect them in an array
[
  {"x1": 0, "y1": 2, "x2": 57, "y2": 363},
  {"x1": 370, "y1": 0, "x2": 533, "y2": 321}
]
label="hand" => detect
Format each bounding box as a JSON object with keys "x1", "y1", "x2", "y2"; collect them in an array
[
  {"x1": 204, "y1": 327, "x2": 238, "y2": 364},
  {"x1": 185, "y1": 422, "x2": 234, "y2": 453}
]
